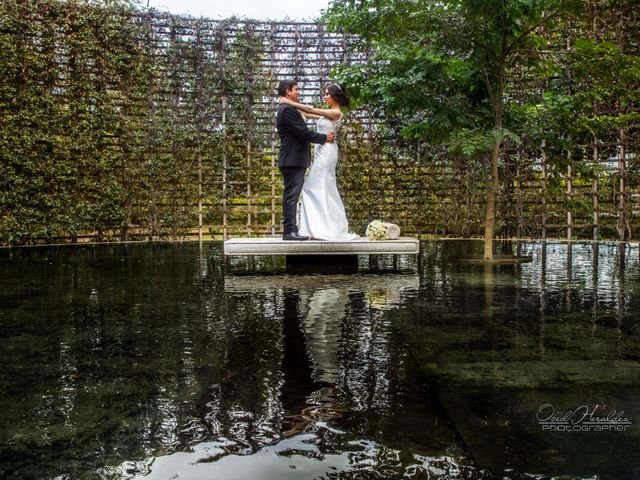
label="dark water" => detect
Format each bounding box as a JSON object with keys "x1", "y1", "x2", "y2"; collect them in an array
[{"x1": 1, "y1": 241, "x2": 639, "y2": 480}]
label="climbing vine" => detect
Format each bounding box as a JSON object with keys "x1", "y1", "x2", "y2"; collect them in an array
[{"x1": 0, "y1": 0, "x2": 638, "y2": 244}]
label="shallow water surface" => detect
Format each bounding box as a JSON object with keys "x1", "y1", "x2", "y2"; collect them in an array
[{"x1": 1, "y1": 241, "x2": 639, "y2": 479}]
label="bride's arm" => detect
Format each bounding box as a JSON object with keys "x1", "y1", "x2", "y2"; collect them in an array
[
  {"x1": 302, "y1": 112, "x2": 322, "y2": 120},
  {"x1": 280, "y1": 97, "x2": 341, "y2": 121}
]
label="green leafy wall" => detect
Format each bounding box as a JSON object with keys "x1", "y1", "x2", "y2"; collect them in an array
[{"x1": 1, "y1": 0, "x2": 638, "y2": 244}]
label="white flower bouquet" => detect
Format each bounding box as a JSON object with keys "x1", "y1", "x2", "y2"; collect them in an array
[
  {"x1": 366, "y1": 220, "x2": 388, "y2": 240},
  {"x1": 365, "y1": 220, "x2": 400, "y2": 241}
]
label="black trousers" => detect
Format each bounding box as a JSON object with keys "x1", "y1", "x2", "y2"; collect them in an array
[{"x1": 279, "y1": 166, "x2": 306, "y2": 234}]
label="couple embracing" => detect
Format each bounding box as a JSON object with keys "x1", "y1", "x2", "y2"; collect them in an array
[{"x1": 276, "y1": 80, "x2": 358, "y2": 242}]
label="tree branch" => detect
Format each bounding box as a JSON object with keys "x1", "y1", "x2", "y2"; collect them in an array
[
  {"x1": 510, "y1": 49, "x2": 581, "y2": 55},
  {"x1": 507, "y1": 9, "x2": 561, "y2": 53},
  {"x1": 481, "y1": 65, "x2": 496, "y2": 109}
]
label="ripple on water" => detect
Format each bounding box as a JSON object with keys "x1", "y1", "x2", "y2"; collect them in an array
[{"x1": 104, "y1": 431, "x2": 489, "y2": 480}]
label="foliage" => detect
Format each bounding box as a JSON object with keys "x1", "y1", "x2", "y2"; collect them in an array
[
  {"x1": 0, "y1": 1, "x2": 151, "y2": 243},
  {"x1": 324, "y1": 0, "x2": 640, "y2": 242},
  {"x1": 0, "y1": 0, "x2": 638, "y2": 244},
  {"x1": 0, "y1": 1, "x2": 269, "y2": 244},
  {"x1": 325, "y1": 0, "x2": 581, "y2": 146},
  {"x1": 449, "y1": 128, "x2": 521, "y2": 157}
]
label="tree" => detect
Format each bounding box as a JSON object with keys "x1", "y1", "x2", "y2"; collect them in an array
[{"x1": 324, "y1": 0, "x2": 584, "y2": 259}]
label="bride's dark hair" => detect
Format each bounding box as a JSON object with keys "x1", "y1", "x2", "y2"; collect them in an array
[{"x1": 326, "y1": 83, "x2": 350, "y2": 108}]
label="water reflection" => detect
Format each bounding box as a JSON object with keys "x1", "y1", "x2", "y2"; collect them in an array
[
  {"x1": 116, "y1": 271, "x2": 480, "y2": 480},
  {"x1": 288, "y1": 286, "x2": 346, "y2": 436},
  {"x1": 1, "y1": 242, "x2": 639, "y2": 479},
  {"x1": 411, "y1": 241, "x2": 640, "y2": 477},
  {"x1": 225, "y1": 274, "x2": 420, "y2": 439}
]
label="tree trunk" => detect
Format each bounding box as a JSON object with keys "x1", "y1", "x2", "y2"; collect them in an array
[
  {"x1": 483, "y1": 59, "x2": 505, "y2": 261},
  {"x1": 484, "y1": 140, "x2": 500, "y2": 260}
]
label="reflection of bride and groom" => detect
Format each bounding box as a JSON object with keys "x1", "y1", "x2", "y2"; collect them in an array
[
  {"x1": 264, "y1": 275, "x2": 420, "y2": 437},
  {"x1": 281, "y1": 286, "x2": 348, "y2": 436},
  {"x1": 276, "y1": 79, "x2": 359, "y2": 242}
]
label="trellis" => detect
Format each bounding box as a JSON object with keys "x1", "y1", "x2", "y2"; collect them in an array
[{"x1": 0, "y1": 2, "x2": 638, "y2": 244}]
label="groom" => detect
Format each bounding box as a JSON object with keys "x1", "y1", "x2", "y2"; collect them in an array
[{"x1": 276, "y1": 80, "x2": 334, "y2": 241}]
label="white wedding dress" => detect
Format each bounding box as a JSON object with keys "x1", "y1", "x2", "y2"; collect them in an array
[{"x1": 298, "y1": 115, "x2": 359, "y2": 241}]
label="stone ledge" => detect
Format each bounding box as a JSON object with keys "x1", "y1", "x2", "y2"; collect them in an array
[{"x1": 223, "y1": 237, "x2": 420, "y2": 255}]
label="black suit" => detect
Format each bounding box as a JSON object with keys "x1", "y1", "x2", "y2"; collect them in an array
[{"x1": 276, "y1": 103, "x2": 327, "y2": 234}]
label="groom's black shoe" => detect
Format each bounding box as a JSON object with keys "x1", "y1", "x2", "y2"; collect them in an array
[{"x1": 283, "y1": 231, "x2": 309, "y2": 241}]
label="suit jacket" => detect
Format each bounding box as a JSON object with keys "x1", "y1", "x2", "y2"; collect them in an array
[{"x1": 276, "y1": 103, "x2": 327, "y2": 168}]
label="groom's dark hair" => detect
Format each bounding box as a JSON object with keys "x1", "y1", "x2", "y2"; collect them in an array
[{"x1": 277, "y1": 80, "x2": 297, "y2": 97}]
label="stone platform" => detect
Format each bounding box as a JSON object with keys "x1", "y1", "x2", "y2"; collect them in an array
[{"x1": 223, "y1": 237, "x2": 420, "y2": 256}]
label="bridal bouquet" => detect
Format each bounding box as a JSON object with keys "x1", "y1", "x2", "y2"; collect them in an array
[
  {"x1": 366, "y1": 220, "x2": 388, "y2": 240},
  {"x1": 365, "y1": 220, "x2": 400, "y2": 240}
]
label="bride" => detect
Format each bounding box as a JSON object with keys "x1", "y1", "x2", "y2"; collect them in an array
[{"x1": 279, "y1": 83, "x2": 358, "y2": 241}]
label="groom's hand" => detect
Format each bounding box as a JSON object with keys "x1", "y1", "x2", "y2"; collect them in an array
[{"x1": 326, "y1": 132, "x2": 335, "y2": 143}]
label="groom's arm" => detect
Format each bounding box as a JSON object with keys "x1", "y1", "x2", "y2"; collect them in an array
[{"x1": 281, "y1": 106, "x2": 328, "y2": 144}]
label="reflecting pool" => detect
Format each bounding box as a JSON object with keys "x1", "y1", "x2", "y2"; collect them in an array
[{"x1": 1, "y1": 241, "x2": 639, "y2": 479}]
